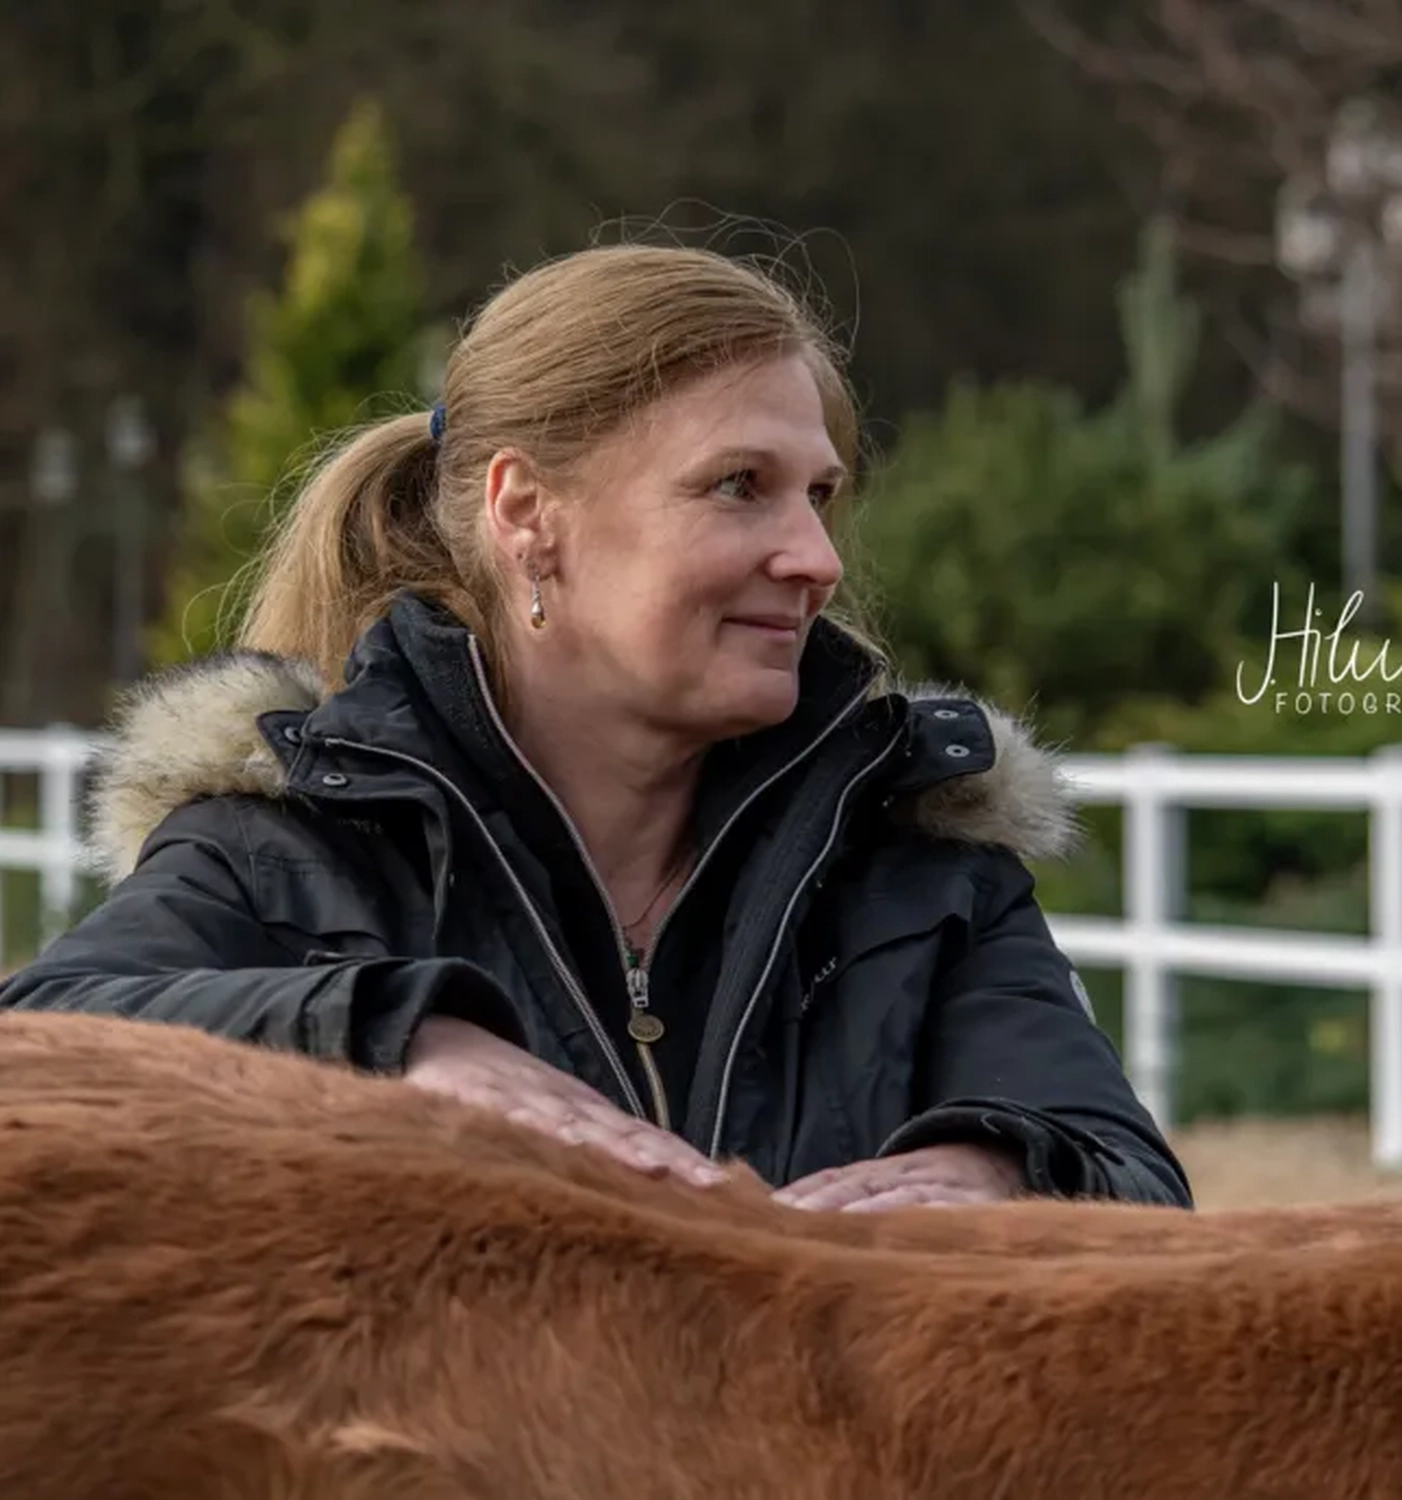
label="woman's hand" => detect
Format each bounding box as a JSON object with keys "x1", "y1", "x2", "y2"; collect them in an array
[
  {"x1": 772, "y1": 1142, "x2": 1025, "y2": 1212},
  {"x1": 404, "y1": 1015, "x2": 727, "y2": 1188}
]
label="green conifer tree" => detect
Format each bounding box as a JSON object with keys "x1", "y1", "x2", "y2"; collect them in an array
[{"x1": 152, "y1": 97, "x2": 430, "y2": 662}]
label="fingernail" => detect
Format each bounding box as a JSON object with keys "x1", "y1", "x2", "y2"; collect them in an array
[
  {"x1": 690, "y1": 1166, "x2": 728, "y2": 1186},
  {"x1": 630, "y1": 1157, "x2": 670, "y2": 1177}
]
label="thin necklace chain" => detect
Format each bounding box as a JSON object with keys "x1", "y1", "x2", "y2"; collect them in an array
[{"x1": 619, "y1": 840, "x2": 693, "y2": 949}]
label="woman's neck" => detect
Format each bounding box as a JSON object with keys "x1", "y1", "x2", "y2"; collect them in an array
[{"x1": 502, "y1": 674, "x2": 704, "y2": 919}]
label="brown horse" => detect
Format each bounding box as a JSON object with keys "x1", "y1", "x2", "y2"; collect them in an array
[{"x1": 2, "y1": 1009, "x2": 1400, "y2": 1500}]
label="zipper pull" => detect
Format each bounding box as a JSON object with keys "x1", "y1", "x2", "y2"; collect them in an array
[
  {"x1": 626, "y1": 961, "x2": 649, "y2": 1005},
  {"x1": 625, "y1": 960, "x2": 665, "y2": 1043}
]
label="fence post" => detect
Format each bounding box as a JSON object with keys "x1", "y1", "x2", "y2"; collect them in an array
[
  {"x1": 38, "y1": 724, "x2": 81, "y2": 950},
  {"x1": 1370, "y1": 745, "x2": 1402, "y2": 1168},
  {"x1": 1123, "y1": 743, "x2": 1184, "y2": 1131}
]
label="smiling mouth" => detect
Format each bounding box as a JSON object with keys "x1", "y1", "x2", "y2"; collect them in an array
[{"x1": 730, "y1": 617, "x2": 802, "y2": 638}]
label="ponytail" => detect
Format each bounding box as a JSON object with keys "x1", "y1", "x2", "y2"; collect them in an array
[{"x1": 239, "y1": 412, "x2": 491, "y2": 687}]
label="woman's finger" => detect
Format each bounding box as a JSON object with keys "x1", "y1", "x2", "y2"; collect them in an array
[
  {"x1": 549, "y1": 1113, "x2": 727, "y2": 1186},
  {"x1": 840, "y1": 1186, "x2": 946, "y2": 1213},
  {"x1": 772, "y1": 1164, "x2": 849, "y2": 1204},
  {"x1": 777, "y1": 1179, "x2": 876, "y2": 1212}
]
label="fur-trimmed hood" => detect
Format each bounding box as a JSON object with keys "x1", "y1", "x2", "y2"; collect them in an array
[{"x1": 88, "y1": 652, "x2": 1079, "y2": 885}]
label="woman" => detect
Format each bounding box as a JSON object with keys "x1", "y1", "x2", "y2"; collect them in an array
[{"x1": 0, "y1": 243, "x2": 1191, "y2": 1211}]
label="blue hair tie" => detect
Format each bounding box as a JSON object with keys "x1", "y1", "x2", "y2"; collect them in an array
[{"x1": 429, "y1": 401, "x2": 447, "y2": 443}]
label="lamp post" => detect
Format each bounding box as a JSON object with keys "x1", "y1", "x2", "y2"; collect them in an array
[{"x1": 1276, "y1": 99, "x2": 1402, "y2": 617}]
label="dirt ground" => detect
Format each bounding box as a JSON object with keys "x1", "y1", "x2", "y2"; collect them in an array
[{"x1": 1170, "y1": 1115, "x2": 1402, "y2": 1209}]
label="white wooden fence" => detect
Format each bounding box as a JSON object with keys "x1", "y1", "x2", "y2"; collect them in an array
[
  {"x1": 0, "y1": 726, "x2": 100, "y2": 953},
  {"x1": 1054, "y1": 744, "x2": 1402, "y2": 1168},
  {"x1": 2, "y1": 727, "x2": 1401, "y2": 1167}
]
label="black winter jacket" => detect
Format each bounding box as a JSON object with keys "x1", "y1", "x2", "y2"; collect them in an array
[{"x1": 0, "y1": 594, "x2": 1191, "y2": 1205}]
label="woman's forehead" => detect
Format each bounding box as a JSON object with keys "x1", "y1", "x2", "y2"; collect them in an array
[{"x1": 630, "y1": 359, "x2": 839, "y2": 462}]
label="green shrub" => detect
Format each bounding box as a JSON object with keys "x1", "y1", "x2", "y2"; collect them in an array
[
  {"x1": 152, "y1": 97, "x2": 435, "y2": 663},
  {"x1": 861, "y1": 221, "x2": 1317, "y2": 747}
]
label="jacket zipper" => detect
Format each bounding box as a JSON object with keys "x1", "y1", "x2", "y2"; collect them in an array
[
  {"x1": 636, "y1": 676, "x2": 881, "y2": 1119},
  {"x1": 465, "y1": 640, "x2": 875, "y2": 1136},
  {"x1": 467, "y1": 640, "x2": 673, "y2": 1127},
  {"x1": 318, "y1": 734, "x2": 648, "y2": 1120},
  {"x1": 625, "y1": 961, "x2": 670, "y2": 1130},
  {"x1": 704, "y1": 726, "x2": 906, "y2": 1159}
]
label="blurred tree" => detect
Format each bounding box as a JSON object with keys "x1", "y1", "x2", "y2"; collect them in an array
[
  {"x1": 860, "y1": 220, "x2": 1318, "y2": 744},
  {"x1": 150, "y1": 98, "x2": 431, "y2": 663}
]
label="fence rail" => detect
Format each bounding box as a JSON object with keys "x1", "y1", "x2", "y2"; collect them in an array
[{"x1": 3, "y1": 727, "x2": 1401, "y2": 1167}]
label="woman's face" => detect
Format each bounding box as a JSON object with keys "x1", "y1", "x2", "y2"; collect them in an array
[{"x1": 546, "y1": 353, "x2": 848, "y2": 743}]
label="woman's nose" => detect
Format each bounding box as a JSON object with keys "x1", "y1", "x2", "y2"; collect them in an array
[{"x1": 772, "y1": 497, "x2": 845, "y2": 590}]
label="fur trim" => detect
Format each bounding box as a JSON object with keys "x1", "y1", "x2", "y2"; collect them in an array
[
  {"x1": 90, "y1": 653, "x2": 325, "y2": 884},
  {"x1": 86, "y1": 656, "x2": 1079, "y2": 885},
  {"x1": 901, "y1": 683, "x2": 1081, "y2": 864}
]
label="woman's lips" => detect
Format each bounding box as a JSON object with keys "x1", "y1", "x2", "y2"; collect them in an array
[{"x1": 730, "y1": 616, "x2": 802, "y2": 639}]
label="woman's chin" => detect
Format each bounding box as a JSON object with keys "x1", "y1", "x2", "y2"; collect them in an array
[{"x1": 710, "y1": 672, "x2": 801, "y2": 737}]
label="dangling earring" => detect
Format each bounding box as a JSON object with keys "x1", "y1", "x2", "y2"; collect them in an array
[{"x1": 528, "y1": 567, "x2": 546, "y2": 630}]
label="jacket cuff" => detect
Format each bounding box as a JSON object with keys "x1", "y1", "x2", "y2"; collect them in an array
[
  {"x1": 874, "y1": 1096, "x2": 1129, "y2": 1199},
  {"x1": 346, "y1": 957, "x2": 528, "y2": 1074}
]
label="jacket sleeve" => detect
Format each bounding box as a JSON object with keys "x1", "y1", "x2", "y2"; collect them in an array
[
  {"x1": 876, "y1": 847, "x2": 1194, "y2": 1208},
  {"x1": 0, "y1": 800, "x2": 527, "y2": 1073}
]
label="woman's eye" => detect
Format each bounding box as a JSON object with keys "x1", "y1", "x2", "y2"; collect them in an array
[
  {"x1": 713, "y1": 470, "x2": 836, "y2": 507},
  {"x1": 714, "y1": 469, "x2": 758, "y2": 500}
]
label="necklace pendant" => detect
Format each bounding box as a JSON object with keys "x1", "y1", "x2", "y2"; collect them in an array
[{"x1": 628, "y1": 1012, "x2": 665, "y2": 1044}]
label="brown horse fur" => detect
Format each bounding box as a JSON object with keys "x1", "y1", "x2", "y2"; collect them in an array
[{"x1": 3, "y1": 1011, "x2": 1402, "y2": 1499}]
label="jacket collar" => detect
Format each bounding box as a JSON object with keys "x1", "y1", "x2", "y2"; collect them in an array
[
  {"x1": 299, "y1": 593, "x2": 889, "y2": 856},
  {"x1": 87, "y1": 593, "x2": 1079, "y2": 883}
]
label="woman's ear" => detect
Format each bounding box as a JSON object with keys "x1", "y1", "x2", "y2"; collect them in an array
[
  {"x1": 483, "y1": 448, "x2": 546, "y2": 558},
  {"x1": 484, "y1": 449, "x2": 563, "y2": 577}
]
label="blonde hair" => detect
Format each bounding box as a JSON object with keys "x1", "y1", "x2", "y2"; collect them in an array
[{"x1": 240, "y1": 242, "x2": 883, "y2": 690}]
